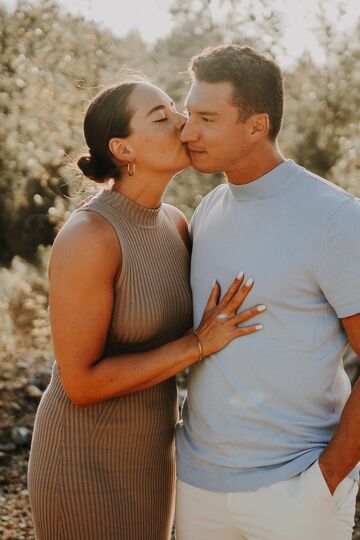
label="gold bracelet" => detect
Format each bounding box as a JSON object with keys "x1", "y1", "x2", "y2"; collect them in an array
[{"x1": 193, "y1": 330, "x2": 204, "y2": 363}]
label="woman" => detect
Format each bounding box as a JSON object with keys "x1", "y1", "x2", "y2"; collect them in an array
[{"x1": 27, "y1": 79, "x2": 264, "y2": 540}]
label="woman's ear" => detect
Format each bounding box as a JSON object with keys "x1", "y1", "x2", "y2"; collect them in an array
[{"x1": 108, "y1": 138, "x2": 135, "y2": 163}]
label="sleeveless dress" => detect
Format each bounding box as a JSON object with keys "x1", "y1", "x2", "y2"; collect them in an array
[{"x1": 28, "y1": 189, "x2": 193, "y2": 540}]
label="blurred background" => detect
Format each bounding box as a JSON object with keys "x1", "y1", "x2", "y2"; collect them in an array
[{"x1": 0, "y1": 0, "x2": 360, "y2": 537}]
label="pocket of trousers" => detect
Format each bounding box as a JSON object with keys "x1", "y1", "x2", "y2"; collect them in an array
[
  {"x1": 298, "y1": 459, "x2": 336, "y2": 512},
  {"x1": 312, "y1": 459, "x2": 356, "y2": 511},
  {"x1": 313, "y1": 460, "x2": 335, "y2": 503}
]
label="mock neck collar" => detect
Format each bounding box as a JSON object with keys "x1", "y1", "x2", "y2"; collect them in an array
[
  {"x1": 96, "y1": 188, "x2": 162, "y2": 228},
  {"x1": 227, "y1": 160, "x2": 299, "y2": 201}
]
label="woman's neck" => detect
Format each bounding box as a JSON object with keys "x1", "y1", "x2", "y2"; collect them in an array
[{"x1": 111, "y1": 172, "x2": 172, "y2": 209}]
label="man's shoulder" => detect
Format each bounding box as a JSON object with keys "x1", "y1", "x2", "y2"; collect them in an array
[
  {"x1": 297, "y1": 165, "x2": 352, "y2": 202},
  {"x1": 189, "y1": 183, "x2": 227, "y2": 235},
  {"x1": 294, "y1": 164, "x2": 357, "y2": 218},
  {"x1": 195, "y1": 183, "x2": 227, "y2": 213}
]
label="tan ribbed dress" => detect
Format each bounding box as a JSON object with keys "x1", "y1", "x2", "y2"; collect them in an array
[{"x1": 28, "y1": 189, "x2": 193, "y2": 540}]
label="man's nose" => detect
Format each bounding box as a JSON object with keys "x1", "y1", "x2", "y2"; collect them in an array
[{"x1": 180, "y1": 117, "x2": 197, "y2": 143}]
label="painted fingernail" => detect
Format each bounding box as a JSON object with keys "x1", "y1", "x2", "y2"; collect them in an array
[
  {"x1": 256, "y1": 305, "x2": 266, "y2": 312},
  {"x1": 255, "y1": 324, "x2": 263, "y2": 330},
  {"x1": 237, "y1": 271, "x2": 244, "y2": 281},
  {"x1": 212, "y1": 279, "x2": 217, "y2": 288},
  {"x1": 245, "y1": 278, "x2": 253, "y2": 287}
]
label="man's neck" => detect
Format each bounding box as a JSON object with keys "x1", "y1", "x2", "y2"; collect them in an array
[{"x1": 226, "y1": 144, "x2": 285, "y2": 186}]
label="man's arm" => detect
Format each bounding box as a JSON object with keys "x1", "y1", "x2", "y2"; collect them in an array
[{"x1": 319, "y1": 312, "x2": 360, "y2": 494}]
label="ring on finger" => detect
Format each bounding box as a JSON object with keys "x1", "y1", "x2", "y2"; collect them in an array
[{"x1": 217, "y1": 313, "x2": 229, "y2": 321}]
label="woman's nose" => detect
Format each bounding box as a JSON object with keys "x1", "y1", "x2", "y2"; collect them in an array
[{"x1": 175, "y1": 111, "x2": 188, "y2": 131}]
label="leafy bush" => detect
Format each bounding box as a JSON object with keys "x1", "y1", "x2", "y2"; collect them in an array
[
  {"x1": 0, "y1": 251, "x2": 51, "y2": 355},
  {"x1": 1, "y1": 0, "x2": 359, "y2": 360}
]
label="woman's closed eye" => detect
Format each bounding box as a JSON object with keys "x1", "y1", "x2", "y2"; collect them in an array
[
  {"x1": 154, "y1": 107, "x2": 181, "y2": 122},
  {"x1": 154, "y1": 113, "x2": 168, "y2": 122}
]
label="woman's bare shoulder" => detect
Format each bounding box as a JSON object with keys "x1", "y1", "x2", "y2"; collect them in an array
[
  {"x1": 49, "y1": 210, "x2": 121, "y2": 279},
  {"x1": 58, "y1": 209, "x2": 114, "y2": 237}
]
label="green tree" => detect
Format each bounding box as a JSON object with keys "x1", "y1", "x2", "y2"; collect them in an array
[
  {"x1": 0, "y1": 0, "x2": 149, "y2": 265},
  {"x1": 280, "y1": 2, "x2": 360, "y2": 195},
  {"x1": 1, "y1": 0, "x2": 359, "y2": 265}
]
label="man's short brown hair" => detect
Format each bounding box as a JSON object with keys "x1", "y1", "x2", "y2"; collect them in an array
[{"x1": 189, "y1": 44, "x2": 283, "y2": 141}]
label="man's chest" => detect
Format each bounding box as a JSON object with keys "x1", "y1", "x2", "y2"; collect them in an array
[{"x1": 190, "y1": 205, "x2": 321, "y2": 314}]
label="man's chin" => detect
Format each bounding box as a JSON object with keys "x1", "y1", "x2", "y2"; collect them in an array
[
  {"x1": 189, "y1": 154, "x2": 221, "y2": 174},
  {"x1": 191, "y1": 163, "x2": 222, "y2": 174}
]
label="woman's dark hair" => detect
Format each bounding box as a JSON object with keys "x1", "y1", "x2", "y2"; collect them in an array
[
  {"x1": 77, "y1": 81, "x2": 141, "y2": 183},
  {"x1": 189, "y1": 44, "x2": 283, "y2": 141}
]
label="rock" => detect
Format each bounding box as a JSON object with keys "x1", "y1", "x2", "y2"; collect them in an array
[
  {"x1": 13, "y1": 379, "x2": 27, "y2": 390},
  {"x1": 14, "y1": 499, "x2": 24, "y2": 509},
  {"x1": 28, "y1": 367, "x2": 51, "y2": 390},
  {"x1": 11, "y1": 402, "x2": 22, "y2": 412},
  {"x1": 0, "y1": 442, "x2": 16, "y2": 453},
  {"x1": 11, "y1": 427, "x2": 32, "y2": 447},
  {"x1": 24, "y1": 384, "x2": 43, "y2": 399}
]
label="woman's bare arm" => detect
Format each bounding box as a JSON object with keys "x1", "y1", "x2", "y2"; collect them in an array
[{"x1": 49, "y1": 211, "x2": 262, "y2": 407}]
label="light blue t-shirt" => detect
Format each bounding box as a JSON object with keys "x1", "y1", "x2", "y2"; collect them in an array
[{"x1": 176, "y1": 159, "x2": 360, "y2": 492}]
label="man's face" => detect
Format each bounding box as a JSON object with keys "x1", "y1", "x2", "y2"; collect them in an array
[{"x1": 181, "y1": 80, "x2": 254, "y2": 174}]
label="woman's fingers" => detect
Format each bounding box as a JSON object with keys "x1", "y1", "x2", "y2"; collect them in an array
[
  {"x1": 204, "y1": 280, "x2": 221, "y2": 310},
  {"x1": 218, "y1": 271, "x2": 244, "y2": 307},
  {"x1": 196, "y1": 275, "x2": 265, "y2": 356},
  {"x1": 229, "y1": 277, "x2": 254, "y2": 311},
  {"x1": 235, "y1": 323, "x2": 263, "y2": 337},
  {"x1": 231, "y1": 304, "x2": 266, "y2": 326}
]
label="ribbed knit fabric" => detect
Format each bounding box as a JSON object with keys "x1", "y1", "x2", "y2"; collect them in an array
[{"x1": 28, "y1": 188, "x2": 193, "y2": 540}]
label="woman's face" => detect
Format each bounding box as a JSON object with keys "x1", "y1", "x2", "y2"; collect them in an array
[{"x1": 124, "y1": 83, "x2": 191, "y2": 175}]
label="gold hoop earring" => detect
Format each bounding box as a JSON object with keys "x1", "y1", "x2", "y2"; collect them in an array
[{"x1": 127, "y1": 162, "x2": 135, "y2": 176}]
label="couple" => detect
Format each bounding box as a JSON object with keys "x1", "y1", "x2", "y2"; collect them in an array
[{"x1": 28, "y1": 44, "x2": 360, "y2": 540}]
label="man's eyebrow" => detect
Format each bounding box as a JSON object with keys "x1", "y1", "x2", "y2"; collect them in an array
[
  {"x1": 185, "y1": 106, "x2": 219, "y2": 116},
  {"x1": 147, "y1": 101, "x2": 175, "y2": 117}
]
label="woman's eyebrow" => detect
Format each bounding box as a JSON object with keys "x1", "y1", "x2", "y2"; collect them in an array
[{"x1": 147, "y1": 101, "x2": 175, "y2": 117}]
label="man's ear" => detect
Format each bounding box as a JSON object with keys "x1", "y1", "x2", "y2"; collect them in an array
[
  {"x1": 250, "y1": 113, "x2": 270, "y2": 138},
  {"x1": 108, "y1": 138, "x2": 135, "y2": 163}
]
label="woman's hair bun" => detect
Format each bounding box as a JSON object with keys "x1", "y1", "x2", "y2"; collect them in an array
[{"x1": 77, "y1": 153, "x2": 107, "y2": 183}]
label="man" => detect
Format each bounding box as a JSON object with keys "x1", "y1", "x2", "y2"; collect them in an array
[{"x1": 175, "y1": 44, "x2": 360, "y2": 540}]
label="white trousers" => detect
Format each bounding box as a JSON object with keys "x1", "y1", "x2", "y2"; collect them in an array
[{"x1": 175, "y1": 460, "x2": 358, "y2": 540}]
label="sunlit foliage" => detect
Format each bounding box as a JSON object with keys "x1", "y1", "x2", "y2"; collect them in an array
[
  {"x1": 0, "y1": 0, "x2": 150, "y2": 265},
  {"x1": 0, "y1": 0, "x2": 359, "y2": 358},
  {"x1": 281, "y1": 4, "x2": 360, "y2": 194}
]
